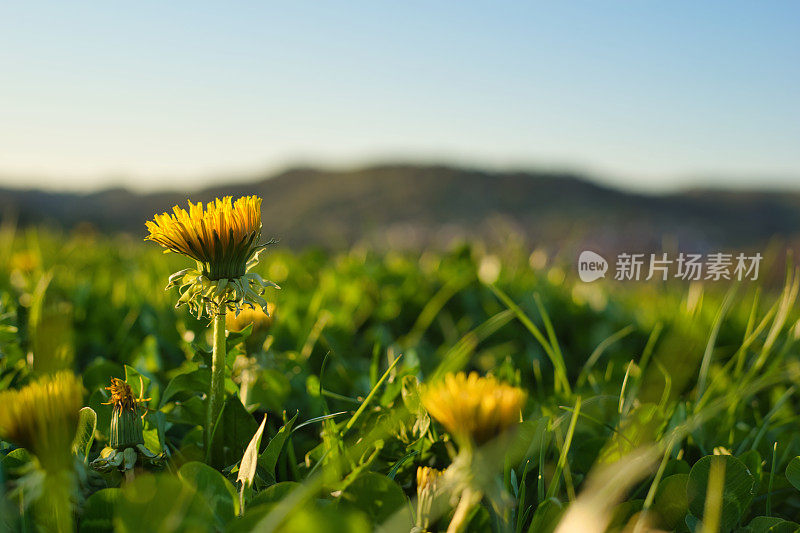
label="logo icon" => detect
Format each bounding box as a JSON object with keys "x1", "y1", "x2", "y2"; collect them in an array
[{"x1": 578, "y1": 251, "x2": 608, "y2": 282}]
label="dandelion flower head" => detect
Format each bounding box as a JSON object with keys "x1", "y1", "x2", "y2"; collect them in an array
[
  {"x1": 146, "y1": 195, "x2": 263, "y2": 280},
  {"x1": 0, "y1": 371, "x2": 83, "y2": 469},
  {"x1": 421, "y1": 372, "x2": 526, "y2": 445}
]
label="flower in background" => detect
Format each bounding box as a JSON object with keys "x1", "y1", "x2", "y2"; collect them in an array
[
  {"x1": 420, "y1": 373, "x2": 526, "y2": 533},
  {"x1": 92, "y1": 378, "x2": 162, "y2": 475},
  {"x1": 417, "y1": 466, "x2": 444, "y2": 492},
  {"x1": 416, "y1": 466, "x2": 445, "y2": 531},
  {"x1": 10, "y1": 250, "x2": 39, "y2": 274},
  {"x1": 0, "y1": 371, "x2": 82, "y2": 471},
  {"x1": 104, "y1": 378, "x2": 148, "y2": 449},
  {"x1": 226, "y1": 302, "x2": 276, "y2": 333},
  {"x1": 226, "y1": 298, "x2": 276, "y2": 410},
  {"x1": 0, "y1": 372, "x2": 83, "y2": 532},
  {"x1": 420, "y1": 372, "x2": 526, "y2": 446}
]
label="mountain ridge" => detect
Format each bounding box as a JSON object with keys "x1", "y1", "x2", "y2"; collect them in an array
[{"x1": 2, "y1": 164, "x2": 800, "y2": 251}]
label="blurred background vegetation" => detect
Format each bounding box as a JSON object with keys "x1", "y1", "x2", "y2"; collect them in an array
[{"x1": 3, "y1": 217, "x2": 800, "y2": 529}]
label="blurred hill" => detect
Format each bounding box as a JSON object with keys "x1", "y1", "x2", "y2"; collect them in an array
[{"x1": 2, "y1": 164, "x2": 800, "y2": 253}]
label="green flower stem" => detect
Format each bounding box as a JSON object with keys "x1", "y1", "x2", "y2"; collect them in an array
[
  {"x1": 206, "y1": 311, "x2": 226, "y2": 462},
  {"x1": 39, "y1": 469, "x2": 75, "y2": 533}
]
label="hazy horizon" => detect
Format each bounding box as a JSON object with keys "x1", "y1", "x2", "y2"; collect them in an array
[
  {"x1": 2, "y1": 1, "x2": 799, "y2": 193},
  {"x1": 4, "y1": 159, "x2": 800, "y2": 197}
]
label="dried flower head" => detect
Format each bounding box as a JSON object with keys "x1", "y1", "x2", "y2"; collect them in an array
[
  {"x1": 104, "y1": 378, "x2": 149, "y2": 414},
  {"x1": 146, "y1": 195, "x2": 279, "y2": 318},
  {"x1": 102, "y1": 377, "x2": 150, "y2": 449},
  {"x1": 420, "y1": 372, "x2": 526, "y2": 445},
  {"x1": 0, "y1": 371, "x2": 83, "y2": 470},
  {"x1": 146, "y1": 196, "x2": 263, "y2": 280},
  {"x1": 91, "y1": 378, "x2": 163, "y2": 472}
]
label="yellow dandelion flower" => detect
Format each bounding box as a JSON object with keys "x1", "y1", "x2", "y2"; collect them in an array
[
  {"x1": 146, "y1": 195, "x2": 278, "y2": 319},
  {"x1": 145, "y1": 195, "x2": 263, "y2": 280},
  {"x1": 416, "y1": 466, "x2": 445, "y2": 530},
  {"x1": 10, "y1": 250, "x2": 39, "y2": 273},
  {"x1": 0, "y1": 371, "x2": 83, "y2": 470},
  {"x1": 420, "y1": 372, "x2": 526, "y2": 445},
  {"x1": 226, "y1": 302, "x2": 276, "y2": 333},
  {"x1": 146, "y1": 196, "x2": 280, "y2": 461},
  {"x1": 417, "y1": 466, "x2": 445, "y2": 493}
]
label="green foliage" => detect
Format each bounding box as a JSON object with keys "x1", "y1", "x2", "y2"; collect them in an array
[
  {"x1": 527, "y1": 498, "x2": 564, "y2": 533},
  {"x1": 248, "y1": 481, "x2": 301, "y2": 508},
  {"x1": 114, "y1": 474, "x2": 215, "y2": 532},
  {"x1": 178, "y1": 461, "x2": 239, "y2": 527},
  {"x1": 80, "y1": 488, "x2": 123, "y2": 533},
  {"x1": 209, "y1": 395, "x2": 258, "y2": 469},
  {"x1": 653, "y1": 473, "x2": 689, "y2": 529},
  {"x1": 238, "y1": 416, "x2": 267, "y2": 496},
  {"x1": 71, "y1": 407, "x2": 97, "y2": 463},
  {"x1": 687, "y1": 455, "x2": 755, "y2": 531},
  {"x1": 258, "y1": 412, "x2": 298, "y2": 485},
  {"x1": 340, "y1": 472, "x2": 409, "y2": 525},
  {"x1": 785, "y1": 457, "x2": 800, "y2": 492},
  {"x1": 2, "y1": 229, "x2": 800, "y2": 531},
  {"x1": 741, "y1": 516, "x2": 800, "y2": 533}
]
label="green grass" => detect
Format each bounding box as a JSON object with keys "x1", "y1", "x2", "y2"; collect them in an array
[{"x1": 2, "y1": 226, "x2": 800, "y2": 532}]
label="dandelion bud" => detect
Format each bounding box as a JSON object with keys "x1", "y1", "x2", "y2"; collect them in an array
[
  {"x1": 417, "y1": 466, "x2": 444, "y2": 493},
  {"x1": 92, "y1": 378, "x2": 162, "y2": 475},
  {"x1": 104, "y1": 378, "x2": 146, "y2": 449},
  {"x1": 416, "y1": 466, "x2": 445, "y2": 531}
]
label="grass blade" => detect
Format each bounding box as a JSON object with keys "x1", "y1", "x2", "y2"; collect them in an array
[{"x1": 489, "y1": 284, "x2": 571, "y2": 394}]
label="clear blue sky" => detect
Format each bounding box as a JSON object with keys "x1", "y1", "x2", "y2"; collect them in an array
[{"x1": 1, "y1": 1, "x2": 798, "y2": 192}]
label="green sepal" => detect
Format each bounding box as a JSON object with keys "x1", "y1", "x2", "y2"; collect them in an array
[{"x1": 109, "y1": 408, "x2": 144, "y2": 449}]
